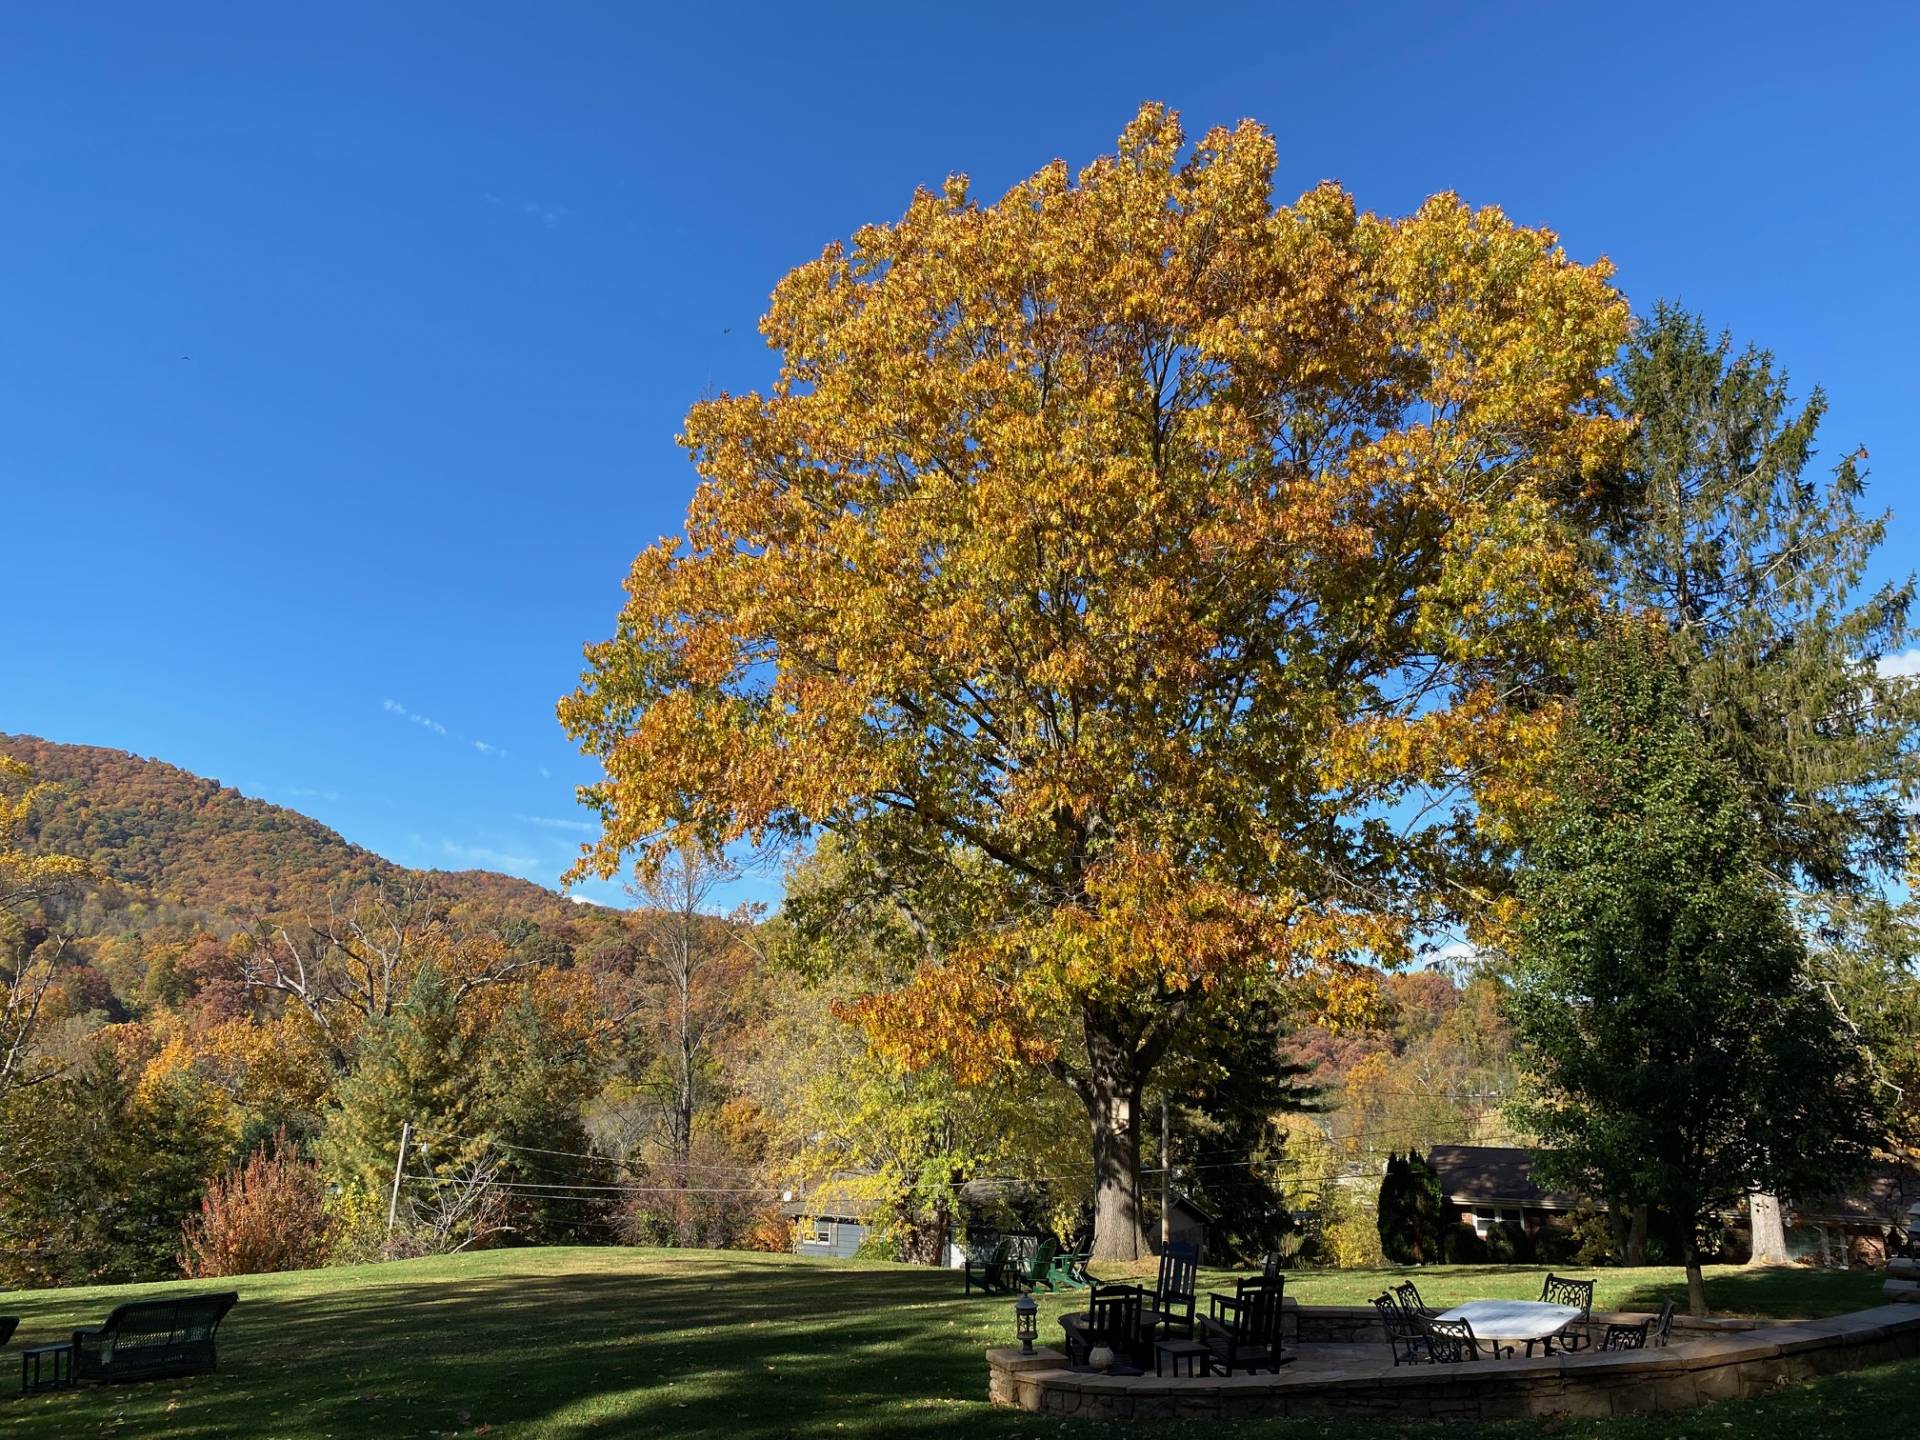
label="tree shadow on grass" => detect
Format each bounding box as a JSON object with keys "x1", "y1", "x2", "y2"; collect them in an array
[
  {"x1": 1614, "y1": 1265, "x2": 1883, "y2": 1320},
  {"x1": 4, "y1": 1258, "x2": 1081, "y2": 1440}
]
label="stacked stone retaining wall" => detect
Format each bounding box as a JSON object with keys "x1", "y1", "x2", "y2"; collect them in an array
[{"x1": 987, "y1": 1301, "x2": 1920, "y2": 1421}]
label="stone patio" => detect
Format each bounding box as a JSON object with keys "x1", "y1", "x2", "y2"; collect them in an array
[{"x1": 988, "y1": 1301, "x2": 1920, "y2": 1421}]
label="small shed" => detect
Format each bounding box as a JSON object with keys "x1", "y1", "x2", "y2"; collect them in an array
[
  {"x1": 1163, "y1": 1191, "x2": 1214, "y2": 1261},
  {"x1": 782, "y1": 1179, "x2": 879, "y2": 1260}
]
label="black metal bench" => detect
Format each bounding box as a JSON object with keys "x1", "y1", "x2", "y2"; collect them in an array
[{"x1": 71, "y1": 1292, "x2": 239, "y2": 1383}]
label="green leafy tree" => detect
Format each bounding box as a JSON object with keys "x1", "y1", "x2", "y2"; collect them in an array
[
  {"x1": 743, "y1": 841, "x2": 1083, "y2": 1260},
  {"x1": 1609, "y1": 303, "x2": 1920, "y2": 1257},
  {"x1": 0, "y1": 1043, "x2": 224, "y2": 1285},
  {"x1": 1507, "y1": 628, "x2": 1882, "y2": 1314}
]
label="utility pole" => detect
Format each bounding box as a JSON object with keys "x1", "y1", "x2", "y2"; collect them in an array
[
  {"x1": 1160, "y1": 1096, "x2": 1171, "y2": 1251},
  {"x1": 386, "y1": 1119, "x2": 412, "y2": 1238}
]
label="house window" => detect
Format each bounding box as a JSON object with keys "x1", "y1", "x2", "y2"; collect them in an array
[
  {"x1": 812, "y1": 1220, "x2": 833, "y2": 1245},
  {"x1": 1471, "y1": 1207, "x2": 1524, "y2": 1237}
]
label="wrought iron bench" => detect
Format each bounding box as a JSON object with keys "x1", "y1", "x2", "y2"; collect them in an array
[{"x1": 72, "y1": 1292, "x2": 239, "y2": 1383}]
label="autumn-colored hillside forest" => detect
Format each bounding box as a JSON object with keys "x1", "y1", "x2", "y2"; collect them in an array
[{"x1": 5, "y1": 106, "x2": 1918, "y2": 1291}]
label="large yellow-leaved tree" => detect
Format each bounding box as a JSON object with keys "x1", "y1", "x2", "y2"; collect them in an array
[{"x1": 561, "y1": 105, "x2": 1628, "y2": 1258}]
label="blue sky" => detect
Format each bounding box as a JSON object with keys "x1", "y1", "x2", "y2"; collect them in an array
[{"x1": 7, "y1": 2, "x2": 1918, "y2": 909}]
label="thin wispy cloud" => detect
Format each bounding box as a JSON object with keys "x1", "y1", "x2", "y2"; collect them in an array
[
  {"x1": 517, "y1": 814, "x2": 597, "y2": 835},
  {"x1": 282, "y1": 785, "x2": 342, "y2": 803},
  {"x1": 538, "y1": 766, "x2": 552, "y2": 780},
  {"x1": 482, "y1": 191, "x2": 568, "y2": 230},
  {"x1": 382, "y1": 699, "x2": 447, "y2": 735},
  {"x1": 438, "y1": 839, "x2": 541, "y2": 872},
  {"x1": 474, "y1": 739, "x2": 508, "y2": 757}
]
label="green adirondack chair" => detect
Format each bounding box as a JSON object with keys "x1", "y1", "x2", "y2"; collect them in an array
[
  {"x1": 963, "y1": 1236, "x2": 1013, "y2": 1295},
  {"x1": 1045, "y1": 1245, "x2": 1093, "y2": 1290},
  {"x1": 1015, "y1": 1235, "x2": 1060, "y2": 1291}
]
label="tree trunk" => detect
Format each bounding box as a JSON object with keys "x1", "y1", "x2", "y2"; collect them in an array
[
  {"x1": 1082, "y1": 1024, "x2": 1148, "y2": 1264},
  {"x1": 1626, "y1": 1204, "x2": 1650, "y2": 1267},
  {"x1": 1681, "y1": 1235, "x2": 1710, "y2": 1317},
  {"x1": 1748, "y1": 1191, "x2": 1790, "y2": 1266},
  {"x1": 1607, "y1": 1203, "x2": 1632, "y2": 1262}
]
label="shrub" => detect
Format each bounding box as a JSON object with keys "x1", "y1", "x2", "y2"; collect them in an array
[
  {"x1": 1441, "y1": 1222, "x2": 1489, "y2": 1264},
  {"x1": 180, "y1": 1129, "x2": 334, "y2": 1278},
  {"x1": 1325, "y1": 1215, "x2": 1384, "y2": 1268},
  {"x1": 1568, "y1": 1205, "x2": 1616, "y2": 1267},
  {"x1": 1484, "y1": 1220, "x2": 1535, "y2": 1264},
  {"x1": 1534, "y1": 1220, "x2": 1583, "y2": 1265}
]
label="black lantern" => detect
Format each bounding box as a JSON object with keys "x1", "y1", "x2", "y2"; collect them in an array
[{"x1": 1014, "y1": 1289, "x2": 1038, "y2": 1354}]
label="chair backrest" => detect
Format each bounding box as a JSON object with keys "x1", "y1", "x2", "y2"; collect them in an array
[
  {"x1": 1421, "y1": 1315, "x2": 1481, "y2": 1363},
  {"x1": 1156, "y1": 1241, "x2": 1199, "y2": 1305},
  {"x1": 102, "y1": 1294, "x2": 238, "y2": 1349},
  {"x1": 0, "y1": 1316, "x2": 16, "y2": 1348},
  {"x1": 1372, "y1": 1292, "x2": 1415, "y2": 1339},
  {"x1": 1085, "y1": 1283, "x2": 1144, "y2": 1347},
  {"x1": 1599, "y1": 1320, "x2": 1649, "y2": 1351},
  {"x1": 1023, "y1": 1235, "x2": 1059, "y2": 1281},
  {"x1": 1652, "y1": 1298, "x2": 1676, "y2": 1346},
  {"x1": 1393, "y1": 1280, "x2": 1430, "y2": 1317},
  {"x1": 1218, "y1": 1275, "x2": 1284, "y2": 1345},
  {"x1": 1540, "y1": 1273, "x2": 1594, "y2": 1317}
]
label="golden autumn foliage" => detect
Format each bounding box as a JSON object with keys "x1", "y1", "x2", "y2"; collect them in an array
[{"x1": 562, "y1": 104, "x2": 1630, "y2": 1255}]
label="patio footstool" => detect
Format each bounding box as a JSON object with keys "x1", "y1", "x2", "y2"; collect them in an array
[
  {"x1": 22, "y1": 1342, "x2": 71, "y2": 1393},
  {"x1": 1155, "y1": 1337, "x2": 1212, "y2": 1377}
]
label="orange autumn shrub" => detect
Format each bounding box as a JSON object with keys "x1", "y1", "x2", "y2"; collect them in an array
[{"x1": 180, "y1": 1129, "x2": 334, "y2": 1278}]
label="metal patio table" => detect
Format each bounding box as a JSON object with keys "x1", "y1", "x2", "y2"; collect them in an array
[{"x1": 1434, "y1": 1299, "x2": 1584, "y2": 1350}]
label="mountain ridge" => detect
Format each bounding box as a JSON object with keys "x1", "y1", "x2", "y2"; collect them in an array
[{"x1": 0, "y1": 732, "x2": 574, "y2": 925}]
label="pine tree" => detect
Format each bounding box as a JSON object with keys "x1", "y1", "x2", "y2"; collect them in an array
[
  {"x1": 1613, "y1": 303, "x2": 1919, "y2": 894},
  {"x1": 321, "y1": 967, "x2": 486, "y2": 1206}
]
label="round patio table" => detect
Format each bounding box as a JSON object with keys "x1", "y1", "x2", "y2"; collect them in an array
[{"x1": 1434, "y1": 1299, "x2": 1582, "y2": 1348}]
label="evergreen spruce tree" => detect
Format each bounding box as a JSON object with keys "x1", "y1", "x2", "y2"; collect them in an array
[
  {"x1": 1611, "y1": 304, "x2": 1920, "y2": 1259},
  {"x1": 322, "y1": 967, "x2": 486, "y2": 1207},
  {"x1": 1614, "y1": 302, "x2": 1919, "y2": 894}
]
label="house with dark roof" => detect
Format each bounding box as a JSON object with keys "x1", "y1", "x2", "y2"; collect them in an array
[
  {"x1": 1426, "y1": 1144, "x2": 1581, "y2": 1238},
  {"x1": 1427, "y1": 1143, "x2": 1918, "y2": 1267}
]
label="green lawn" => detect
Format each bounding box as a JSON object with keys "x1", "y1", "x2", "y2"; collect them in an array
[{"x1": 0, "y1": 1248, "x2": 1903, "y2": 1439}]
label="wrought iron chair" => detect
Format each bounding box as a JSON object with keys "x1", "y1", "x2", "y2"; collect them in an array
[
  {"x1": 1651, "y1": 1298, "x2": 1677, "y2": 1347},
  {"x1": 1529, "y1": 1273, "x2": 1596, "y2": 1355},
  {"x1": 1198, "y1": 1275, "x2": 1290, "y2": 1375},
  {"x1": 1150, "y1": 1241, "x2": 1200, "y2": 1338},
  {"x1": 1059, "y1": 1283, "x2": 1148, "y2": 1373},
  {"x1": 1420, "y1": 1314, "x2": 1493, "y2": 1363},
  {"x1": 1393, "y1": 1280, "x2": 1433, "y2": 1318},
  {"x1": 1598, "y1": 1319, "x2": 1650, "y2": 1351},
  {"x1": 1373, "y1": 1292, "x2": 1428, "y2": 1366}
]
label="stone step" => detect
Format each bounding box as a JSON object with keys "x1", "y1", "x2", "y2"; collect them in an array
[
  {"x1": 1885, "y1": 1277, "x2": 1920, "y2": 1305},
  {"x1": 1887, "y1": 1256, "x2": 1919, "y2": 1281}
]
